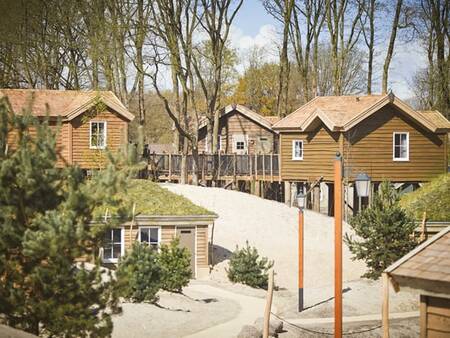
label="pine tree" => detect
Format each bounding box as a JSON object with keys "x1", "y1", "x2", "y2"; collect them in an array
[
  {"x1": 227, "y1": 241, "x2": 274, "y2": 289},
  {"x1": 344, "y1": 181, "x2": 418, "y2": 279},
  {"x1": 0, "y1": 97, "x2": 129, "y2": 336}
]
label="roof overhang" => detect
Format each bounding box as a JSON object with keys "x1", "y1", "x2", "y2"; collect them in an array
[
  {"x1": 64, "y1": 94, "x2": 135, "y2": 122},
  {"x1": 198, "y1": 104, "x2": 277, "y2": 133}
]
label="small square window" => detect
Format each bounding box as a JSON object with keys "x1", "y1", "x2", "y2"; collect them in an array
[
  {"x1": 393, "y1": 132, "x2": 409, "y2": 161},
  {"x1": 140, "y1": 227, "x2": 160, "y2": 250},
  {"x1": 292, "y1": 140, "x2": 303, "y2": 160},
  {"x1": 90, "y1": 121, "x2": 107, "y2": 149},
  {"x1": 236, "y1": 141, "x2": 245, "y2": 150}
]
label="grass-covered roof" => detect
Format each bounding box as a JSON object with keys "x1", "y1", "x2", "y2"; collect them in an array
[{"x1": 97, "y1": 180, "x2": 214, "y2": 217}]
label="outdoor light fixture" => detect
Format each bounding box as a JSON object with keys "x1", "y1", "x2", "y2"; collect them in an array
[
  {"x1": 355, "y1": 173, "x2": 371, "y2": 198},
  {"x1": 297, "y1": 192, "x2": 306, "y2": 210}
]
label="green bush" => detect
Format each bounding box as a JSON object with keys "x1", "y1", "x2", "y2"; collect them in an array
[
  {"x1": 159, "y1": 238, "x2": 192, "y2": 293},
  {"x1": 227, "y1": 241, "x2": 274, "y2": 289},
  {"x1": 116, "y1": 242, "x2": 161, "y2": 303},
  {"x1": 345, "y1": 181, "x2": 418, "y2": 279},
  {"x1": 400, "y1": 174, "x2": 450, "y2": 221}
]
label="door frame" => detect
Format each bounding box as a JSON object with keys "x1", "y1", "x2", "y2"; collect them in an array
[{"x1": 175, "y1": 225, "x2": 197, "y2": 278}]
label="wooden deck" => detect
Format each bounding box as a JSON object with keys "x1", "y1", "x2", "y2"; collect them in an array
[{"x1": 146, "y1": 153, "x2": 281, "y2": 183}]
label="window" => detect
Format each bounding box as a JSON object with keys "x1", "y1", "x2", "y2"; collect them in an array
[
  {"x1": 90, "y1": 121, "x2": 107, "y2": 149},
  {"x1": 236, "y1": 141, "x2": 245, "y2": 150},
  {"x1": 393, "y1": 132, "x2": 409, "y2": 161},
  {"x1": 139, "y1": 227, "x2": 160, "y2": 250},
  {"x1": 103, "y1": 228, "x2": 123, "y2": 263},
  {"x1": 292, "y1": 140, "x2": 303, "y2": 160}
]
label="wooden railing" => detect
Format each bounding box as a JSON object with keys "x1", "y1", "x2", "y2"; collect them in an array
[{"x1": 146, "y1": 153, "x2": 280, "y2": 181}]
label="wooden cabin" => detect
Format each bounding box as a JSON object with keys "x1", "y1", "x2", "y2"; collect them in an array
[
  {"x1": 272, "y1": 94, "x2": 450, "y2": 215},
  {"x1": 1, "y1": 89, "x2": 134, "y2": 170},
  {"x1": 198, "y1": 104, "x2": 280, "y2": 154},
  {"x1": 384, "y1": 227, "x2": 450, "y2": 338},
  {"x1": 98, "y1": 181, "x2": 217, "y2": 278}
]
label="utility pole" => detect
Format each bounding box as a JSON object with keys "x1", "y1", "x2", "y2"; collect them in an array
[{"x1": 334, "y1": 153, "x2": 343, "y2": 338}]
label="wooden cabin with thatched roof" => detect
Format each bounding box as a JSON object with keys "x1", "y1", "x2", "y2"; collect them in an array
[
  {"x1": 273, "y1": 93, "x2": 450, "y2": 215},
  {"x1": 1, "y1": 89, "x2": 134, "y2": 170}
]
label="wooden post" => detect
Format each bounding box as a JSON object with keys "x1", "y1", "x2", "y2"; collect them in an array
[
  {"x1": 334, "y1": 154, "x2": 343, "y2": 338},
  {"x1": 284, "y1": 181, "x2": 291, "y2": 205},
  {"x1": 168, "y1": 153, "x2": 172, "y2": 182},
  {"x1": 218, "y1": 152, "x2": 221, "y2": 182},
  {"x1": 420, "y1": 295, "x2": 428, "y2": 338},
  {"x1": 278, "y1": 152, "x2": 282, "y2": 183},
  {"x1": 270, "y1": 153, "x2": 274, "y2": 182},
  {"x1": 255, "y1": 154, "x2": 258, "y2": 180},
  {"x1": 382, "y1": 272, "x2": 390, "y2": 338},
  {"x1": 298, "y1": 209, "x2": 304, "y2": 312},
  {"x1": 262, "y1": 153, "x2": 266, "y2": 181},
  {"x1": 420, "y1": 211, "x2": 427, "y2": 241},
  {"x1": 233, "y1": 153, "x2": 237, "y2": 188},
  {"x1": 313, "y1": 184, "x2": 321, "y2": 212},
  {"x1": 249, "y1": 153, "x2": 253, "y2": 177},
  {"x1": 263, "y1": 269, "x2": 274, "y2": 338},
  {"x1": 202, "y1": 152, "x2": 206, "y2": 183}
]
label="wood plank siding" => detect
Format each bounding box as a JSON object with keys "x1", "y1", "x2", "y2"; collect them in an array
[
  {"x1": 279, "y1": 104, "x2": 447, "y2": 183},
  {"x1": 196, "y1": 225, "x2": 209, "y2": 271},
  {"x1": 421, "y1": 296, "x2": 450, "y2": 338},
  {"x1": 280, "y1": 125, "x2": 340, "y2": 182},
  {"x1": 198, "y1": 110, "x2": 277, "y2": 154},
  {"x1": 344, "y1": 106, "x2": 446, "y2": 182},
  {"x1": 71, "y1": 110, "x2": 128, "y2": 169}
]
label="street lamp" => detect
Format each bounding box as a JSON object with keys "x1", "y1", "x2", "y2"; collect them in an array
[
  {"x1": 297, "y1": 191, "x2": 306, "y2": 312},
  {"x1": 355, "y1": 173, "x2": 371, "y2": 198}
]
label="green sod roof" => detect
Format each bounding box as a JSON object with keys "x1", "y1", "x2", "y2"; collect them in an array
[{"x1": 113, "y1": 180, "x2": 214, "y2": 217}]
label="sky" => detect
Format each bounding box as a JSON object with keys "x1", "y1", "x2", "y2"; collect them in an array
[{"x1": 227, "y1": 0, "x2": 426, "y2": 101}]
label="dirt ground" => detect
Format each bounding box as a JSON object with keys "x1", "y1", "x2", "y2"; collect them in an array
[{"x1": 110, "y1": 184, "x2": 420, "y2": 337}]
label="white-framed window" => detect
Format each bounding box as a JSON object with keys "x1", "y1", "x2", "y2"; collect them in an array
[
  {"x1": 236, "y1": 141, "x2": 245, "y2": 150},
  {"x1": 90, "y1": 121, "x2": 107, "y2": 149},
  {"x1": 292, "y1": 140, "x2": 303, "y2": 160},
  {"x1": 102, "y1": 228, "x2": 123, "y2": 263},
  {"x1": 393, "y1": 132, "x2": 409, "y2": 161},
  {"x1": 139, "y1": 227, "x2": 160, "y2": 250}
]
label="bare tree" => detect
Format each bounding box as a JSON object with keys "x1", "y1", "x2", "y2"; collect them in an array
[
  {"x1": 382, "y1": 0, "x2": 403, "y2": 94},
  {"x1": 326, "y1": 0, "x2": 364, "y2": 95},
  {"x1": 263, "y1": 0, "x2": 295, "y2": 117},
  {"x1": 358, "y1": 0, "x2": 376, "y2": 94}
]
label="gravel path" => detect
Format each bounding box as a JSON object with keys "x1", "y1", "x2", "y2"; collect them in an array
[{"x1": 162, "y1": 184, "x2": 367, "y2": 291}]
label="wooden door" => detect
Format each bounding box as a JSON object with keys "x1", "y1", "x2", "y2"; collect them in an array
[{"x1": 177, "y1": 227, "x2": 196, "y2": 275}]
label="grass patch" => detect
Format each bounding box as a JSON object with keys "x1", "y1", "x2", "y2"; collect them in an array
[{"x1": 96, "y1": 180, "x2": 214, "y2": 217}]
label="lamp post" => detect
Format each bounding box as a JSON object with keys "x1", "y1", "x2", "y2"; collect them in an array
[
  {"x1": 297, "y1": 192, "x2": 306, "y2": 312},
  {"x1": 355, "y1": 173, "x2": 371, "y2": 212},
  {"x1": 334, "y1": 153, "x2": 343, "y2": 338}
]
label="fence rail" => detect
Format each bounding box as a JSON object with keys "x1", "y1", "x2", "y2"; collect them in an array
[{"x1": 146, "y1": 153, "x2": 280, "y2": 181}]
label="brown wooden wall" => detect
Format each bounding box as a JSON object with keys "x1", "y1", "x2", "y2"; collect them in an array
[
  {"x1": 121, "y1": 224, "x2": 209, "y2": 277},
  {"x1": 198, "y1": 110, "x2": 277, "y2": 154},
  {"x1": 7, "y1": 120, "x2": 69, "y2": 168},
  {"x1": 344, "y1": 105, "x2": 446, "y2": 182},
  {"x1": 70, "y1": 110, "x2": 128, "y2": 169},
  {"x1": 6, "y1": 109, "x2": 129, "y2": 170},
  {"x1": 279, "y1": 125, "x2": 340, "y2": 182},
  {"x1": 420, "y1": 295, "x2": 450, "y2": 338}
]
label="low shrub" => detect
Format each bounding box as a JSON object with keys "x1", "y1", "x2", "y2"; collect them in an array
[
  {"x1": 227, "y1": 241, "x2": 273, "y2": 289},
  {"x1": 116, "y1": 242, "x2": 161, "y2": 303},
  {"x1": 400, "y1": 173, "x2": 450, "y2": 221},
  {"x1": 159, "y1": 237, "x2": 192, "y2": 293}
]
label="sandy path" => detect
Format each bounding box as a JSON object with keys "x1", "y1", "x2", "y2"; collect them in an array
[
  {"x1": 162, "y1": 184, "x2": 366, "y2": 291},
  {"x1": 184, "y1": 284, "x2": 267, "y2": 338}
]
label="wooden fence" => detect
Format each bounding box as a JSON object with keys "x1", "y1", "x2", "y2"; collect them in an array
[{"x1": 146, "y1": 153, "x2": 280, "y2": 182}]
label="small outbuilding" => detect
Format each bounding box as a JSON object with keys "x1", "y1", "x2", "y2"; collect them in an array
[
  {"x1": 98, "y1": 180, "x2": 217, "y2": 278},
  {"x1": 384, "y1": 226, "x2": 450, "y2": 337}
]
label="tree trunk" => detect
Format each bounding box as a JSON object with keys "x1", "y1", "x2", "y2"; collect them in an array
[{"x1": 382, "y1": 0, "x2": 403, "y2": 94}]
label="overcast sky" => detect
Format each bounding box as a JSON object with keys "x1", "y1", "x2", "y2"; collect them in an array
[{"x1": 228, "y1": 0, "x2": 426, "y2": 101}]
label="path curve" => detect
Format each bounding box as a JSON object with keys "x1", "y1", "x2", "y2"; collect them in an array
[{"x1": 184, "y1": 284, "x2": 269, "y2": 338}]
